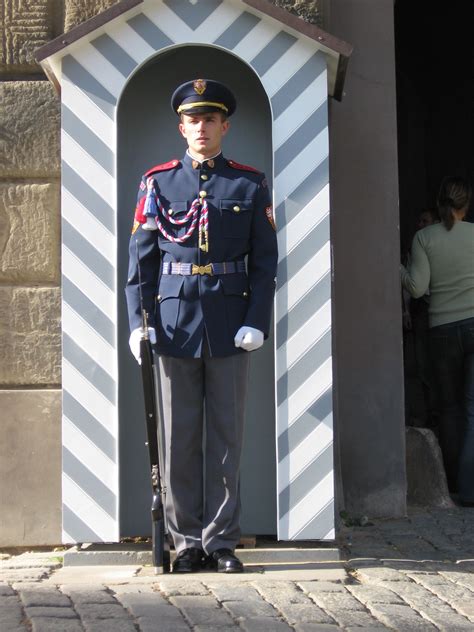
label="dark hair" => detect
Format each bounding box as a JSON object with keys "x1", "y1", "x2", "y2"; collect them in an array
[{"x1": 437, "y1": 176, "x2": 472, "y2": 231}]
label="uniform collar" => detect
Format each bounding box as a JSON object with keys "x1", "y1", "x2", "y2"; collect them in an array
[{"x1": 183, "y1": 151, "x2": 226, "y2": 170}]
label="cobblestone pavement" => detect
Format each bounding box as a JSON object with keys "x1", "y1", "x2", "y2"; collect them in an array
[{"x1": 2, "y1": 507, "x2": 474, "y2": 631}]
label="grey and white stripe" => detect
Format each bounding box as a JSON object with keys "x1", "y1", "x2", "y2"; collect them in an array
[{"x1": 53, "y1": 0, "x2": 334, "y2": 542}]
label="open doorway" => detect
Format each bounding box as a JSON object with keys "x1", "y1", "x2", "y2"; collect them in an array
[
  {"x1": 116, "y1": 46, "x2": 276, "y2": 537},
  {"x1": 395, "y1": 0, "x2": 474, "y2": 427}
]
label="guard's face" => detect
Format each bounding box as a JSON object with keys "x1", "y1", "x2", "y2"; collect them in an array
[{"x1": 179, "y1": 113, "x2": 230, "y2": 158}]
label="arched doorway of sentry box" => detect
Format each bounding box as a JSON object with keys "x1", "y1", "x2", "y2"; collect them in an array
[{"x1": 117, "y1": 44, "x2": 276, "y2": 538}]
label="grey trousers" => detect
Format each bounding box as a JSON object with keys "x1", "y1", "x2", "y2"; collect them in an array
[{"x1": 158, "y1": 348, "x2": 250, "y2": 554}]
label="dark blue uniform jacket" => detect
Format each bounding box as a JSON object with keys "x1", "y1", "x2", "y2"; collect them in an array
[{"x1": 125, "y1": 152, "x2": 278, "y2": 358}]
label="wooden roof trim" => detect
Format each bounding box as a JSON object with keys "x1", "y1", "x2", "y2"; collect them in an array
[{"x1": 35, "y1": 0, "x2": 143, "y2": 62}]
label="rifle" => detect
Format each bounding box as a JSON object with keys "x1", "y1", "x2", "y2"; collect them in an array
[{"x1": 136, "y1": 240, "x2": 170, "y2": 574}]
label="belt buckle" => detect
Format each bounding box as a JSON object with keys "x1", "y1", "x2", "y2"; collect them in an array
[{"x1": 191, "y1": 264, "x2": 213, "y2": 275}]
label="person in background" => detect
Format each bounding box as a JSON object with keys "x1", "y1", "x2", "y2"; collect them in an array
[{"x1": 401, "y1": 177, "x2": 474, "y2": 505}]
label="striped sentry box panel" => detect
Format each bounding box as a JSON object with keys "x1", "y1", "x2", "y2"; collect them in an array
[{"x1": 56, "y1": 0, "x2": 334, "y2": 543}]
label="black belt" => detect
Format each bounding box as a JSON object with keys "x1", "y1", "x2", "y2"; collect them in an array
[{"x1": 161, "y1": 261, "x2": 246, "y2": 276}]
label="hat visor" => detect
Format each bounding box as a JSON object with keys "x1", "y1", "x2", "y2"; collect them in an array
[{"x1": 179, "y1": 105, "x2": 226, "y2": 116}]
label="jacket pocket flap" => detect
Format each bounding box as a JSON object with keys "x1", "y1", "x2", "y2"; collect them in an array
[
  {"x1": 168, "y1": 200, "x2": 188, "y2": 218},
  {"x1": 219, "y1": 274, "x2": 249, "y2": 297},
  {"x1": 220, "y1": 199, "x2": 252, "y2": 213}
]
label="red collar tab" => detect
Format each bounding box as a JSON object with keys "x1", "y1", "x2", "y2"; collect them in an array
[
  {"x1": 145, "y1": 159, "x2": 180, "y2": 177},
  {"x1": 227, "y1": 159, "x2": 261, "y2": 174}
]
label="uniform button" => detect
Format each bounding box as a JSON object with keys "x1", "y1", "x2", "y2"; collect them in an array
[
  {"x1": 157, "y1": 294, "x2": 162, "y2": 301},
  {"x1": 168, "y1": 209, "x2": 173, "y2": 215},
  {"x1": 199, "y1": 190, "x2": 207, "y2": 198},
  {"x1": 233, "y1": 205, "x2": 240, "y2": 213},
  {"x1": 201, "y1": 174, "x2": 208, "y2": 181},
  {"x1": 243, "y1": 291, "x2": 248, "y2": 297}
]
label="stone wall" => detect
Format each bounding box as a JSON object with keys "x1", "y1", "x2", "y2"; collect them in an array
[
  {"x1": 0, "y1": 0, "x2": 322, "y2": 546},
  {"x1": 1, "y1": 0, "x2": 66, "y2": 547}
]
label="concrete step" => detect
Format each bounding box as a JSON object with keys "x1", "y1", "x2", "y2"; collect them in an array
[{"x1": 63, "y1": 543, "x2": 342, "y2": 567}]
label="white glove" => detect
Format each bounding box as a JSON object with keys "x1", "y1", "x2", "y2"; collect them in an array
[
  {"x1": 129, "y1": 327, "x2": 157, "y2": 364},
  {"x1": 234, "y1": 326, "x2": 264, "y2": 352}
]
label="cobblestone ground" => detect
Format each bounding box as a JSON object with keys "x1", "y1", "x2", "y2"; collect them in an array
[{"x1": 1, "y1": 507, "x2": 474, "y2": 631}]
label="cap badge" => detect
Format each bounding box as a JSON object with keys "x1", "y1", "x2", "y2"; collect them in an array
[{"x1": 193, "y1": 79, "x2": 206, "y2": 95}]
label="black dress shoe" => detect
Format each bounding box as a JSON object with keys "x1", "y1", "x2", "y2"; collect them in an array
[
  {"x1": 172, "y1": 547, "x2": 204, "y2": 573},
  {"x1": 205, "y1": 548, "x2": 244, "y2": 573}
]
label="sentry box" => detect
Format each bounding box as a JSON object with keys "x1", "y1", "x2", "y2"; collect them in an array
[{"x1": 36, "y1": 0, "x2": 352, "y2": 545}]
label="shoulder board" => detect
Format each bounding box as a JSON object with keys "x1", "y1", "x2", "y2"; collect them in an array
[
  {"x1": 145, "y1": 159, "x2": 180, "y2": 177},
  {"x1": 227, "y1": 159, "x2": 261, "y2": 174}
]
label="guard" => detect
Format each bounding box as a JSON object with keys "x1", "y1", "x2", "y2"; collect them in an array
[{"x1": 125, "y1": 79, "x2": 278, "y2": 573}]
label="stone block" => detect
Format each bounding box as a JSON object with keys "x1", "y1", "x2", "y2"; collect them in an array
[
  {"x1": 239, "y1": 619, "x2": 293, "y2": 632},
  {"x1": 276, "y1": 603, "x2": 334, "y2": 625},
  {"x1": 0, "y1": 390, "x2": 61, "y2": 547},
  {"x1": 82, "y1": 621, "x2": 138, "y2": 632},
  {"x1": 0, "y1": 287, "x2": 61, "y2": 385},
  {"x1": 406, "y1": 427, "x2": 454, "y2": 508},
  {"x1": 5, "y1": 569, "x2": 51, "y2": 583},
  {"x1": 60, "y1": 589, "x2": 116, "y2": 604},
  {"x1": 347, "y1": 584, "x2": 404, "y2": 605},
  {"x1": 0, "y1": 585, "x2": 16, "y2": 596},
  {"x1": 31, "y1": 619, "x2": 84, "y2": 632},
  {"x1": 0, "y1": 183, "x2": 60, "y2": 284},
  {"x1": 222, "y1": 598, "x2": 279, "y2": 618},
  {"x1": 269, "y1": 0, "x2": 322, "y2": 26},
  {"x1": 73, "y1": 603, "x2": 132, "y2": 620},
  {"x1": 0, "y1": 605, "x2": 24, "y2": 630},
  {"x1": 0, "y1": 0, "x2": 58, "y2": 73},
  {"x1": 115, "y1": 592, "x2": 173, "y2": 617},
  {"x1": 25, "y1": 606, "x2": 78, "y2": 618},
  {"x1": 5, "y1": 551, "x2": 62, "y2": 570},
  {"x1": 293, "y1": 626, "x2": 340, "y2": 632},
  {"x1": 169, "y1": 595, "x2": 235, "y2": 626},
  {"x1": 0, "y1": 82, "x2": 60, "y2": 178},
  {"x1": 20, "y1": 590, "x2": 71, "y2": 607},
  {"x1": 137, "y1": 616, "x2": 190, "y2": 632},
  {"x1": 368, "y1": 603, "x2": 437, "y2": 630},
  {"x1": 65, "y1": 0, "x2": 120, "y2": 31},
  {"x1": 159, "y1": 581, "x2": 208, "y2": 596}
]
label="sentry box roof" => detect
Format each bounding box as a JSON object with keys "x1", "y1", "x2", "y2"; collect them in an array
[{"x1": 36, "y1": 0, "x2": 352, "y2": 100}]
